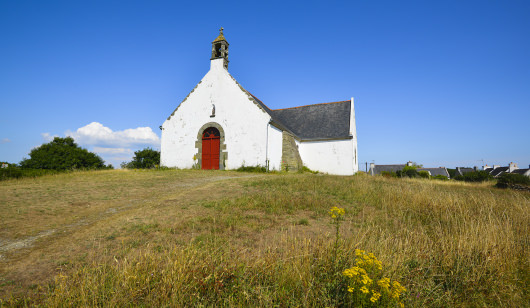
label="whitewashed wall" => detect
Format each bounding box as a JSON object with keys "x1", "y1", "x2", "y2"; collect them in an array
[
  {"x1": 349, "y1": 97, "x2": 359, "y2": 173},
  {"x1": 266, "y1": 124, "x2": 283, "y2": 171},
  {"x1": 161, "y1": 59, "x2": 273, "y2": 169},
  {"x1": 299, "y1": 139, "x2": 355, "y2": 175}
]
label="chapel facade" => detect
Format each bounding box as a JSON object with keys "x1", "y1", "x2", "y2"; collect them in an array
[{"x1": 160, "y1": 29, "x2": 358, "y2": 175}]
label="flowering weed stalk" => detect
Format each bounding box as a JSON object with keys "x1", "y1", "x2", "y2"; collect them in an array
[{"x1": 329, "y1": 206, "x2": 345, "y2": 268}]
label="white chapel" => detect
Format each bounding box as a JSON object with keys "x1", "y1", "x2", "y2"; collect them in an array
[{"x1": 160, "y1": 29, "x2": 358, "y2": 175}]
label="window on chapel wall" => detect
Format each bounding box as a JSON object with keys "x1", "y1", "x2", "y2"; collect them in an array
[{"x1": 203, "y1": 127, "x2": 220, "y2": 138}]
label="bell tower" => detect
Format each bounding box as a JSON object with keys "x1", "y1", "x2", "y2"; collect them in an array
[{"x1": 211, "y1": 27, "x2": 229, "y2": 69}]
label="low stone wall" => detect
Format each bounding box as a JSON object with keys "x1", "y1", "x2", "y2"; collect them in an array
[{"x1": 509, "y1": 184, "x2": 530, "y2": 192}]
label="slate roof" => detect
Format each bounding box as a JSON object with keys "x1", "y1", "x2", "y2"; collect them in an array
[
  {"x1": 236, "y1": 80, "x2": 352, "y2": 140},
  {"x1": 371, "y1": 164, "x2": 406, "y2": 175},
  {"x1": 491, "y1": 167, "x2": 509, "y2": 177},
  {"x1": 417, "y1": 167, "x2": 450, "y2": 178},
  {"x1": 512, "y1": 168, "x2": 530, "y2": 175},
  {"x1": 484, "y1": 168, "x2": 493, "y2": 173},
  {"x1": 271, "y1": 101, "x2": 352, "y2": 140}
]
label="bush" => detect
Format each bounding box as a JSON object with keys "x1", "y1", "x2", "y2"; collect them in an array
[
  {"x1": 236, "y1": 165, "x2": 267, "y2": 173},
  {"x1": 0, "y1": 165, "x2": 64, "y2": 181},
  {"x1": 432, "y1": 175, "x2": 448, "y2": 181},
  {"x1": 122, "y1": 148, "x2": 160, "y2": 169},
  {"x1": 454, "y1": 171, "x2": 493, "y2": 182},
  {"x1": 418, "y1": 171, "x2": 430, "y2": 178},
  {"x1": 19, "y1": 137, "x2": 105, "y2": 170},
  {"x1": 299, "y1": 166, "x2": 318, "y2": 174},
  {"x1": 496, "y1": 173, "x2": 530, "y2": 188},
  {"x1": 447, "y1": 168, "x2": 457, "y2": 178},
  {"x1": 380, "y1": 171, "x2": 396, "y2": 178}
]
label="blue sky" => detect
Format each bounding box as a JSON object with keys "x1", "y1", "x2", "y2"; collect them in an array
[{"x1": 1, "y1": 0, "x2": 529, "y2": 169}]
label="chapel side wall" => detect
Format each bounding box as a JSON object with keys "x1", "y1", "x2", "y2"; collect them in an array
[
  {"x1": 161, "y1": 59, "x2": 272, "y2": 169},
  {"x1": 267, "y1": 124, "x2": 283, "y2": 171},
  {"x1": 298, "y1": 139, "x2": 354, "y2": 175}
]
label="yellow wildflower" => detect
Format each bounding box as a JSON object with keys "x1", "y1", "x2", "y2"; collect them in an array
[
  {"x1": 378, "y1": 277, "x2": 391, "y2": 290},
  {"x1": 370, "y1": 291, "x2": 381, "y2": 302},
  {"x1": 347, "y1": 286, "x2": 354, "y2": 293},
  {"x1": 360, "y1": 286, "x2": 369, "y2": 294},
  {"x1": 361, "y1": 274, "x2": 373, "y2": 285},
  {"x1": 329, "y1": 206, "x2": 345, "y2": 219}
]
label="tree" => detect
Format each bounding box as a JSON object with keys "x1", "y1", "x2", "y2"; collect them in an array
[
  {"x1": 19, "y1": 137, "x2": 106, "y2": 170},
  {"x1": 122, "y1": 148, "x2": 160, "y2": 169}
]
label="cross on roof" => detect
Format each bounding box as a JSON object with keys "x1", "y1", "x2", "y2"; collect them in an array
[{"x1": 219, "y1": 27, "x2": 224, "y2": 34}]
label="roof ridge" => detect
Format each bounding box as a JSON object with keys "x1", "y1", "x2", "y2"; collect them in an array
[
  {"x1": 246, "y1": 91, "x2": 272, "y2": 111},
  {"x1": 273, "y1": 100, "x2": 350, "y2": 111}
]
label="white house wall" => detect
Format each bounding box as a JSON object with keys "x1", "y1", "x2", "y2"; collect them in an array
[
  {"x1": 267, "y1": 124, "x2": 283, "y2": 171},
  {"x1": 299, "y1": 139, "x2": 355, "y2": 175},
  {"x1": 161, "y1": 59, "x2": 272, "y2": 169},
  {"x1": 349, "y1": 97, "x2": 359, "y2": 173}
]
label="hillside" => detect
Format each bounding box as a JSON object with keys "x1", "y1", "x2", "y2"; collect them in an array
[{"x1": 0, "y1": 170, "x2": 528, "y2": 306}]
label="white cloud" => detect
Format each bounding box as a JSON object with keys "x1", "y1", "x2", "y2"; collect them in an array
[
  {"x1": 92, "y1": 147, "x2": 134, "y2": 155},
  {"x1": 41, "y1": 133, "x2": 58, "y2": 142},
  {"x1": 60, "y1": 122, "x2": 161, "y2": 168},
  {"x1": 66, "y1": 122, "x2": 160, "y2": 148},
  {"x1": 1, "y1": 138, "x2": 10, "y2": 143}
]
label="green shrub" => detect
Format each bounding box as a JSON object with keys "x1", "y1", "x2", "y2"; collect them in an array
[
  {"x1": 396, "y1": 166, "x2": 418, "y2": 178},
  {"x1": 121, "y1": 148, "x2": 160, "y2": 169},
  {"x1": 454, "y1": 171, "x2": 493, "y2": 182},
  {"x1": 19, "y1": 137, "x2": 105, "y2": 170},
  {"x1": 447, "y1": 168, "x2": 457, "y2": 178},
  {"x1": 299, "y1": 166, "x2": 318, "y2": 174},
  {"x1": 236, "y1": 165, "x2": 267, "y2": 173},
  {"x1": 432, "y1": 175, "x2": 448, "y2": 181},
  {"x1": 496, "y1": 173, "x2": 530, "y2": 188},
  {"x1": 0, "y1": 166, "x2": 63, "y2": 181},
  {"x1": 418, "y1": 171, "x2": 430, "y2": 179},
  {"x1": 380, "y1": 171, "x2": 396, "y2": 178}
]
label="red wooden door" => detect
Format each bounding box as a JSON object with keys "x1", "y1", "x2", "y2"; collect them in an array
[{"x1": 202, "y1": 127, "x2": 220, "y2": 170}]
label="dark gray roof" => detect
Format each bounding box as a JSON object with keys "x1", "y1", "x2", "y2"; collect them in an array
[
  {"x1": 243, "y1": 87, "x2": 351, "y2": 140},
  {"x1": 512, "y1": 168, "x2": 529, "y2": 175},
  {"x1": 417, "y1": 168, "x2": 450, "y2": 178},
  {"x1": 491, "y1": 167, "x2": 509, "y2": 177},
  {"x1": 484, "y1": 168, "x2": 493, "y2": 173},
  {"x1": 271, "y1": 101, "x2": 351, "y2": 140},
  {"x1": 371, "y1": 164, "x2": 406, "y2": 175}
]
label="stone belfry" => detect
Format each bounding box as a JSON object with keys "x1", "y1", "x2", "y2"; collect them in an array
[{"x1": 211, "y1": 27, "x2": 229, "y2": 69}]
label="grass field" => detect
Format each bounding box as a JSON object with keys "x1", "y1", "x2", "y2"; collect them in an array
[{"x1": 0, "y1": 170, "x2": 528, "y2": 307}]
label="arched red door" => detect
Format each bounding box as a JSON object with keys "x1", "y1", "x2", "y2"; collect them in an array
[{"x1": 202, "y1": 127, "x2": 220, "y2": 170}]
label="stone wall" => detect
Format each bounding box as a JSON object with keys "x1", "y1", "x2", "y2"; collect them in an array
[{"x1": 281, "y1": 132, "x2": 303, "y2": 171}]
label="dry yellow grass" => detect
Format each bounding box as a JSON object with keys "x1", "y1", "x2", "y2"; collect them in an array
[{"x1": 0, "y1": 170, "x2": 528, "y2": 306}]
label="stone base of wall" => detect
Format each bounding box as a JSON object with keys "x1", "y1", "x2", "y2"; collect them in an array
[{"x1": 281, "y1": 132, "x2": 303, "y2": 172}]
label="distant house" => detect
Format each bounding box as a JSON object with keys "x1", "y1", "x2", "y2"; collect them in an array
[
  {"x1": 490, "y1": 167, "x2": 509, "y2": 177},
  {"x1": 512, "y1": 168, "x2": 530, "y2": 177},
  {"x1": 369, "y1": 161, "x2": 450, "y2": 178},
  {"x1": 369, "y1": 163, "x2": 407, "y2": 176},
  {"x1": 483, "y1": 162, "x2": 530, "y2": 178}
]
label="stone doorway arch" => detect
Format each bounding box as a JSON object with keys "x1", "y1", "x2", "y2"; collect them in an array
[{"x1": 195, "y1": 122, "x2": 227, "y2": 170}]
